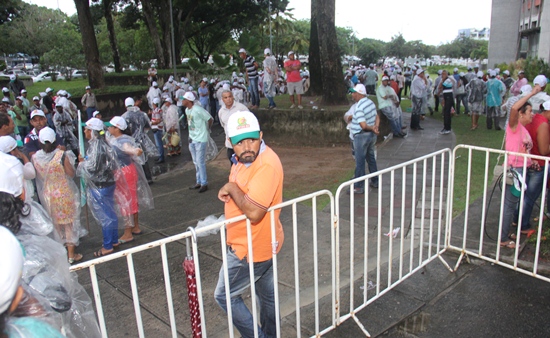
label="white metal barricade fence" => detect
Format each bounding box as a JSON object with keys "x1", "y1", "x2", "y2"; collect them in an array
[
  {"x1": 70, "y1": 146, "x2": 550, "y2": 338},
  {"x1": 71, "y1": 190, "x2": 336, "y2": 338},
  {"x1": 448, "y1": 145, "x2": 550, "y2": 283},
  {"x1": 332, "y1": 148, "x2": 454, "y2": 336}
]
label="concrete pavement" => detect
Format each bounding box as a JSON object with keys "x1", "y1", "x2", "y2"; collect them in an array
[{"x1": 72, "y1": 111, "x2": 550, "y2": 337}]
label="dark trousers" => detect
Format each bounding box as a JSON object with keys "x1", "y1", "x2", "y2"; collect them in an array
[
  {"x1": 404, "y1": 81, "x2": 411, "y2": 96},
  {"x1": 443, "y1": 92, "x2": 454, "y2": 131},
  {"x1": 142, "y1": 163, "x2": 152, "y2": 182},
  {"x1": 434, "y1": 94, "x2": 440, "y2": 111}
]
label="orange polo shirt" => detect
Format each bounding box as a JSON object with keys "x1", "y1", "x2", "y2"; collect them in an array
[{"x1": 225, "y1": 145, "x2": 284, "y2": 262}]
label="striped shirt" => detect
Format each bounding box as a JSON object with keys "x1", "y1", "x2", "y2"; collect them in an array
[
  {"x1": 244, "y1": 55, "x2": 258, "y2": 79},
  {"x1": 350, "y1": 97, "x2": 377, "y2": 135}
]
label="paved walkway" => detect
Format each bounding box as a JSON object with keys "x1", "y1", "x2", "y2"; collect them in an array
[{"x1": 73, "y1": 112, "x2": 550, "y2": 337}]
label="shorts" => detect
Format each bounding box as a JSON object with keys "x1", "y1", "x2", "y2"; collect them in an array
[{"x1": 287, "y1": 81, "x2": 304, "y2": 95}]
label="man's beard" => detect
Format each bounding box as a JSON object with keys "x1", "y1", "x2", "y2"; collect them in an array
[{"x1": 238, "y1": 151, "x2": 257, "y2": 163}]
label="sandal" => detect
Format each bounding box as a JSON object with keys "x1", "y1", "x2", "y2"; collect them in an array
[
  {"x1": 94, "y1": 249, "x2": 114, "y2": 257},
  {"x1": 500, "y1": 240, "x2": 516, "y2": 249},
  {"x1": 68, "y1": 253, "x2": 83, "y2": 264}
]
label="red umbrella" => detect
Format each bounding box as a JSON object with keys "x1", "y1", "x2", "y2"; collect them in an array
[{"x1": 184, "y1": 238, "x2": 202, "y2": 338}]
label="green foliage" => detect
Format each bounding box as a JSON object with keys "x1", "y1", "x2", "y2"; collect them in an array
[
  {"x1": 357, "y1": 38, "x2": 385, "y2": 65},
  {"x1": 0, "y1": 0, "x2": 21, "y2": 25},
  {"x1": 41, "y1": 47, "x2": 85, "y2": 76},
  {"x1": 516, "y1": 57, "x2": 550, "y2": 81},
  {"x1": 437, "y1": 37, "x2": 488, "y2": 59},
  {"x1": 385, "y1": 34, "x2": 406, "y2": 59},
  {"x1": 0, "y1": 60, "x2": 6, "y2": 71}
]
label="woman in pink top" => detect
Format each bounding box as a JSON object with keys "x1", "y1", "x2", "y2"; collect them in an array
[{"x1": 500, "y1": 85, "x2": 542, "y2": 248}]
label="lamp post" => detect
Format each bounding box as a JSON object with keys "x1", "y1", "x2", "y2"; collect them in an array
[
  {"x1": 269, "y1": 1, "x2": 273, "y2": 51},
  {"x1": 169, "y1": 0, "x2": 177, "y2": 76}
]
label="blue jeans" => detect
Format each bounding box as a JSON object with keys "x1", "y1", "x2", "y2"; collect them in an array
[
  {"x1": 189, "y1": 141, "x2": 207, "y2": 186},
  {"x1": 249, "y1": 77, "x2": 260, "y2": 107},
  {"x1": 353, "y1": 131, "x2": 378, "y2": 190},
  {"x1": 214, "y1": 247, "x2": 277, "y2": 338},
  {"x1": 88, "y1": 185, "x2": 118, "y2": 250},
  {"x1": 513, "y1": 167, "x2": 547, "y2": 230},
  {"x1": 85, "y1": 107, "x2": 96, "y2": 121},
  {"x1": 153, "y1": 130, "x2": 164, "y2": 161},
  {"x1": 46, "y1": 113, "x2": 55, "y2": 129},
  {"x1": 380, "y1": 107, "x2": 402, "y2": 135}
]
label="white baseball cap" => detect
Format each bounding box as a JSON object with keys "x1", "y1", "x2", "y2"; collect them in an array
[
  {"x1": 520, "y1": 84, "x2": 532, "y2": 95},
  {"x1": 477, "y1": 71, "x2": 484, "y2": 78},
  {"x1": 85, "y1": 117, "x2": 104, "y2": 131},
  {"x1": 109, "y1": 116, "x2": 127, "y2": 130},
  {"x1": 20, "y1": 89, "x2": 26, "y2": 94},
  {"x1": 92, "y1": 110, "x2": 101, "y2": 118},
  {"x1": 85, "y1": 86, "x2": 91, "y2": 90},
  {"x1": 45, "y1": 87, "x2": 53, "y2": 93},
  {"x1": 350, "y1": 83, "x2": 367, "y2": 95},
  {"x1": 381, "y1": 76, "x2": 390, "y2": 81},
  {"x1": 489, "y1": 70, "x2": 496, "y2": 77},
  {"x1": 238, "y1": 48, "x2": 246, "y2": 53},
  {"x1": 2, "y1": 87, "x2": 8, "y2": 93},
  {"x1": 503, "y1": 70, "x2": 510, "y2": 76},
  {"x1": 9, "y1": 75, "x2": 16, "y2": 81},
  {"x1": 416, "y1": 69, "x2": 424, "y2": 75},
  {"x1": 533, "y1": 75, "x2": 548, "y2": 87},
  {"x1": 0, "y1": 226, "x2": 25, "y2": 314},
  {"x1": 38, "y1": 127, "x2": 56, "y2": 144},
  {"x1": 0, "y1": 136, "x2": 17, "y2": 153},
  {"x1": 202, "y1": 77, "x2": 208, "y2": 82},
  {"x1": 125, "y1": 97, "x2": 135, "y2": 107},
  {"x1": 0, "y1": 152, "x2": 24, "y2": 196},
  {"x1": 226, "y1": 111, "x2": 261, "y2": 145},
  {"x1": 181, "y1": 92, "x2": 195, "y2": 101},
  {"x1": 453, "y1": 68, "x2": 458, "y2": 72},
  {"x1": 32, "y1": 96, "x2": 39, "y2": 101},
  {"x1": 188, "y1": 86, "x2": 194, "y2": 91},
  {"x1": 1, "y1": 98, "x2": 9, "y2": 103},
  {"x1": 222, "y1": 83, "x2": 231, "y2": 91},
  {"x1": 165, "y1": 97, "x2": 173, "y2": 104},
  {"x1": 152, "y1": 98, "x2": 161, "y2": 105},
  {"x1": 542, "y1": 100, "x2": 550, "y2": 111},
  {"x1": 288, "y1": 51, "x2": 295, "y2": 56},
  {"x1": 30, "y1": 109, "x2": 46, "y2": 119},
  {"x1": 152, "y1": 81, "x2": 158, "y2": 87},
  {"x1": 264, "y1": 48, "x2": 271, "y2": 55}
]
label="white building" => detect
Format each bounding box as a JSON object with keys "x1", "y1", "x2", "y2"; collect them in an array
[{"x1": 458, "y1": 28, "x2": 490, "y2": 40}]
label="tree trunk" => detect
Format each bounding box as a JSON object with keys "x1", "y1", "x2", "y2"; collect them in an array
[
  {"x1": 140, "y1": 0, "x2": 166, "y2": 69},
  {"x1": 74, "y1": 0, "x2": 104, "y2": 89},
  {"x1": 309, "y1": 0, "x2": 347, "y2": 105},
  {"x1": 103, "y1": 0, "x2": 122, "y2": 73},
  {"x1": 308, "y1": 0, "x2": 322, "y2": 96},
  {"x1": 158, "y1": 0, "x2": 175, "y2": 68}
]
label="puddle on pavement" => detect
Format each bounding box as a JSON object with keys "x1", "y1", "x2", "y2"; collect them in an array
[{"x1": 398, "y1": 312, "x2": 430, "y2": 335}]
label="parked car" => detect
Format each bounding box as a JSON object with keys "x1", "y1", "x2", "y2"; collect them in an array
[
  {"x1": 32, "y1": 71, "x2": 66, "y2": 82},
  {"x1": 71, "y1": 69, "x2": 87, "y2": 79},
  {"x1": 2, "y1": 69, "x2": 28, "y2": 77}
]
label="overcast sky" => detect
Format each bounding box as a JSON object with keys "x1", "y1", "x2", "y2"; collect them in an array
[{"x1": 25, "y1": 0, "x2": 492, "y2": 46}]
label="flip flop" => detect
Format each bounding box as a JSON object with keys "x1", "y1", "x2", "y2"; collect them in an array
[
  {"x1": 118, "y1": 238, "x2": 135, "y2": 244},
  {"x1": 500, "y1": 240, "x2": 516, "y2": 249},
  {"x1": 94, "y1": 249, "x2": 113, "y2": 257},
  {"x1": 132, "y1": 231, "x2": 144, "y2": 235},
  {"x1": 68, "y1": 253, "x2": 83, "y2": 264}
]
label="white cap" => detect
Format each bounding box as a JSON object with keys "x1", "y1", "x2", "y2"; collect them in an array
[
  {"x1": 453, "y1": 68, "x2": 458, "y2": 72},
  {"x1": 0, "y1": 226, "x2": 25, "y2": 314},
  {"x1": 45, "y1": 87, "x2": 53, "y2": 93},
  {"x1": 15, "y1": 96, "x2": 22, "y2": 101},
  {"x1": 416, "y1": 69, "x2": 424, "y2": 75},
  {"x1": 38, "y1": 127, "x2": 56, "y2": 144},
  {"x1": 210, "y1": 79, "x2": 215, "y2": 84},
  {"x1": 489, "y1": 70, "x2": 496, "y2": 77},
  {"x1": 2, "y1": 87, "x2": 8, "y2": 93},
  {"x1": 0, "y1": 136, "x2": 17, "y2": 153},
  {"x1": 163, "y1": 85, "x2": 169, "y2": 91},
  {"x1": 226, "y1": 111, "x2": 261, "y2": 145},
  {"x1": 390, "y1": 75, "x2": 396, "y2": 81},
  {"x1": 1, "y1": 98, "x2": 9, "y2": 103},
  {"x1": 20, "y1": 89, "x2": 26, "y2": 94},
  {"x1": 164, "y1": 97, "x2": 173, "y2": 104},
  {"x1": 85, "y1": 117, "x2": 104, "y2": 131},
  {"x1": 542, "y1": 100, "x2": 550, "y2": 111},
  {"x1": 39, "y1": 92, "x2": 46, "y2": 98},
  {"x1": 0, "y1": 152, "x2": 24, "y2": 196},
  {"x1": 30, "y1": 109, "x2": 46, "y2": 119},
  {"x1": 55, "y1": 97, "x2": 66, "y2": 107},
  {"x1": 152, "y1": 98, "x2": 161, "y2": 105},
  {"x1": 350, "y1": 83, "x2": 367, "y2": 95},
  {"x1": 238, "y1": 48, "x2": 246, "y2": 53},
  {"x1": 437, "y1": 70, "x2": 443, "y2": 75},
  {"x1": 459, "y1": 72, "x2": 465, "y2": 76},
  {"x1": 381, "y1": 76, "x2": 390, "y2": 81},
  {"x1": 32, "y1": 96, "x2": 39, "y2": 101},
  {"x1": 152, "y1": 81, "x2": 158, "y2": 87},
  {"x1": 264, "y1": 48, "x2": 271, "y2": 55},
  {"x1": 85, "y1": 85, "x2": 91, "y2": 89},
  {"x1": 477, "y1": 71, "x2": 484, "y2": 78},
  {"x1": 9, "y1": 75, "x2": 16, "y2": 81},
  {"x1": 288, "y1": 51, "x2": 295, "y2": 56},
  {"x1": 474, "y1": 64, "x2": 480, "y2": 68},
  {"x1": 92, "y1": 110, "x2": 101, "y2": 118},
  {"x1": 188, "y1": 86, "x2": 194, "y2": 91},
  {"x1": 222, "y1": 83, "x2": 231, "y2": 91},
  {"x1": 533, "y1": 75, "x2": 548, "y2": 87},
  {"x1": 109, "y1": 116, "x2": 127, "y2": 130},
  {"x1": 181, "y1": 92, "x2": 195, "y2": 101},
  {"x1": 202, "y1": 77, "x2": 208, "y2": 82},
  {"x1": 125, "y1": 97, "x2": 135, "y2": 107},
  {"x1": 520, "y1": 84, "x2": 532, "y2": 95},
  {"x1": 503, "y1": 70, "x2": 510, "y2": 75},
  {"x1": 518, "y1": 70, "x2": 525, "y2": 75},
  {"x1": 168, "y1": 78, "x2": 173, "y2": 82}
]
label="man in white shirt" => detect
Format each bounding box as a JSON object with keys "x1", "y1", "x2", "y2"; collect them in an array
[{"x1": 218, "y1": 90, "x2": 249, "y2": 163}]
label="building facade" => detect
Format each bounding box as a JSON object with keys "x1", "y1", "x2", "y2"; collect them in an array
[
  {"x1": 458, "y1": 28, "x2": 490, "y2": 40},
  {"x1": 488, "y1": 0, "x2": 550, "y2": 67}
]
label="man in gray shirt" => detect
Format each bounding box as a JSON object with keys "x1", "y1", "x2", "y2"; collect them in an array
[
  {"x1": 364, "y1": 64, "x2": 378, "y2": 95},
  {"x1": 80, "y1": 86, "x2": 97, "y2": 121}
]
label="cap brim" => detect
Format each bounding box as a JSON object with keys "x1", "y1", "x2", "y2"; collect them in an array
[
  {"x1": 230, "y1": 131, "x2": 260, "y2": 145},
  {"x1": 104, "y1": 122, "x2": 114, "y2": 127},
  {"x1": 349, "y1": 88, "x2": 357, "y2": 93}
]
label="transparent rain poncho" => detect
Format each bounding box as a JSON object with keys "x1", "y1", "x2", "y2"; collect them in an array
[
  {"x1": 122, "y1": 107, "x2": 159, "y2": 160},
  {"x1": 76, "y1": 131, "x2": 132, "y2": 228},
  {"x1": 108, "y1": 134, "x2": 154, "y2": 214},
  {"x1": 31, "y1": 149, "x2": 85, "y2": 245}
]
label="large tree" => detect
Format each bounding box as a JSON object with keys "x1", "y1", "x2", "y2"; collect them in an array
[
  {"x1": 309, "y1": 0, "x2": 347, "y2": 104},
  {"x1": 101, "y1": 0, "x2": 122, "y2": 72},
  {"x1": 74, "y1": 0, "x2": 104, "y2": 88}
]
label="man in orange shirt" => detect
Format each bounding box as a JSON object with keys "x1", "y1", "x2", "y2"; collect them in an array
[{"x1": 216, "y1": 111, "x2": 284, "y2": 338}]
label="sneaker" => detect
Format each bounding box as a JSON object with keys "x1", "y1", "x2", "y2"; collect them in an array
[
  {"x1": 298, "y1": 105, "x2": 303, "y2": 109},
  {"x1": 440, "y1": 129, "x2": 451, "y2": 135},
  {"x1": 290, "y1": 104, "x2": 296, "y2": 109},
  {"x1": 199, "y1": 185, "x2": 208, "y2": 193}
]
